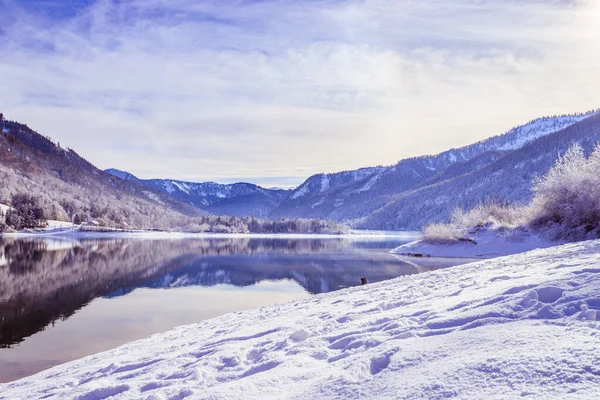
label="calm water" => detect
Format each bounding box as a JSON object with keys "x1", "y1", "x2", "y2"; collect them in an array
[{"x1": 0, "y1": 235, "x2": 467, "y2": 382}]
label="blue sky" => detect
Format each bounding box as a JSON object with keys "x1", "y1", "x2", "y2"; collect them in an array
[{"x1": 1, "y1": 0, "x2": 599, "y2": 187}]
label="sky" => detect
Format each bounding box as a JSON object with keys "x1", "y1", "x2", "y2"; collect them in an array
[{"x1": 0, "y1": 0, "x2": 599, "y2": 187}]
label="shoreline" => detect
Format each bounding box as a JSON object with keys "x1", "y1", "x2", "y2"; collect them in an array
[
  {"x1": 390, "y1": 228, "x2": 559, "y2": 259},
  {"x1": 0, "y1": 229, "x2": 422, "y2": 241}
]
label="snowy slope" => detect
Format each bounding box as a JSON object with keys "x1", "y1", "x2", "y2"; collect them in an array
[
  {"x1": 495, "y1": 115, "x2": 595, "y2": 150},
  {"x1": 440, "y1": 112, "x2": 596, "y2": 159},
  {"x1": 3, "y1": 241, "x2": 599, "y2": 399},
  {"x1": 290, "y1": 168, "x2": 387, "y2": 201}
]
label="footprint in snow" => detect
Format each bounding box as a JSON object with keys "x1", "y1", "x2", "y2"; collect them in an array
[
  {"x1": 290, "y1": 329, "x2": 310, "y2": 342},
  {"x1": 535, "y1": 286, "x2": 564, "y2": 304},
  {"x1": 370, "y1": 354, "x2": 391, "y2": 375},
  {"x1": 75, "y1": 384, "x2": 130, "y2": 400}
]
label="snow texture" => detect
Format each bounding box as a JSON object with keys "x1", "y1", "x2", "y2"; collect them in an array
[
  {"x1": 163, "y1": 181, "x2": 176, "y2": 194},
  {"x1": 2, "y1": 240, "x2": 600, "y2": 399},
  {"x1": 357, "y1": 174, "x2": 380, "y2": 193},
  {"x1": 172, "y1": 181, "x2": 191, "y2": 195}
]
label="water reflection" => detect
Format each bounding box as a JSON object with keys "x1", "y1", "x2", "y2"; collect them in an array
[{"x1": 0, "y1": 237, "x2": 422, "y2": 348}]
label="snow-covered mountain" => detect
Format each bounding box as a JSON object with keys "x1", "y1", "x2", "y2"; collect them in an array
[
  {"x1": 360, "y1": 112, "x2": 600, "y2": 230},
  {"x1": 8, "y1": 108, "x2": 597, "y2": 230},
  {"x1": 105, "y1": 169, "x2": 291, "y2": 217},
  {"x1": 271, "y1": 110, "x2": 599, "y2": 226}
]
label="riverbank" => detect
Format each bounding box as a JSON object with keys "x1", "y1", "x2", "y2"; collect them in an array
[
  {"x1": 391, "y1": 227, "x2": 558, "y2": 259},
  {"x1": 1, "y1": 228, "x2": 421, "y2": 240},
  {"x1": 2, "y1": 240, "x2": 598, "y2": 399}
]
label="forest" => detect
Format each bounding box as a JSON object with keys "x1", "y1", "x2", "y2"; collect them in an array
[{"x1": 0, "y1": 192, "x2": 348, "y2": 234}]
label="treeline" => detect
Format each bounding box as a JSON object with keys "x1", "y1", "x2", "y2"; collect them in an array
[
  {"x1": 0, "y1": 192, "x2": 348, "y2": 234},
  {"x1": 180, "y1": 215, "x2": 349, "y2": 234},
  {"x1": 0, "y1": 194, "x2": 46, "y2": 232}
]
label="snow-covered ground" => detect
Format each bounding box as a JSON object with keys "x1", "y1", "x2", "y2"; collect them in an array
[
  {"x1": 45, "y1": 220, "x2": 75, "y2": 231},
  {"x1": 2, "y1": 240, "x2": 599, "y2": 399},
  {"x1": 0, "y1": 203, "x2": 10, "y2": 214},
  {"x1": 1, "y1": 219, "x2": 76, "y2": 238},
  {"x1": 348, "y1": 229, "x2": 420, "y2": 238},
  {"x1": 392, "y1": 228, "x2": 557, "y2": 259}
]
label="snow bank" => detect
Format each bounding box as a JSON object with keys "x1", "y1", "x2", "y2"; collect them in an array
[
  {"x1": 2, "y1": 241, "x2": 600, "y2": 399},
  {"x1": 1, "y1": 219, "x2": 75, "y2": 237},
  {"x1": 392, "y1": 228, "x2": 556, "y2": 259},
  {"x1": 45, "y1": 220, "x2": 75, "y2": 231}
]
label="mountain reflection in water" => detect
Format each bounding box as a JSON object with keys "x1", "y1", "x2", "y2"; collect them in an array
[{"x1": 0, "y1": 237, "x2": 430, "y2": 349}]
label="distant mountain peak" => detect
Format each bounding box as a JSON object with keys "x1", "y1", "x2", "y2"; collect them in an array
[{"x1": 105, "y1": 169, "x2": 292, "y2": 217}]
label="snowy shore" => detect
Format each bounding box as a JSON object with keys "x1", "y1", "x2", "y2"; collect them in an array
[
  {"x1": 391, "y1": 228, "x2": 557, "y2": 259},
  {"x1": 1, "y1": 228, "x2": 420, "y2": 240},
  {"x1": 2, "y1": 240, "x2": 599, "y2": 399}
]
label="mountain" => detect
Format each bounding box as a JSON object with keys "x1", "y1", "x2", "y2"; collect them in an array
[
  {"x1": 4, "y1": 109, "x2": 599, "y2": 231},
  {"x1": 271, "y1": 111, "x2": 599, "y2": 227},
  {"x1": 359, "y1": 112, "x2": 600, "y2": 230},
  {"x1": 105, "y1": 169, "x2": 291, "y2": 217},
  {"x1": 0, "y1": 117, "x2": 202, "y2": 229}
]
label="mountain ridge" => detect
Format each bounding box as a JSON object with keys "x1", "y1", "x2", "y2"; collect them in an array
[
  {"x1": 0, "y1": 117, "x2": 203, "y2": 230},
  {"x1": 359, "y1": 112, "x2": 600, "y2": 229},
  {"x1": 3, "y1": 108, "x2": 599, "y2": 231},
  {"x1": 105, "y1": 169, "x2": 292, "y2": 217},
  {"x1": 270, "y1": 110, "x2": 599, "y2": 224}
]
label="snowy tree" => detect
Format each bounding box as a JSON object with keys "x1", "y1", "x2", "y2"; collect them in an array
[{"x1": 5, "y1": 193, "x2": 46, "y2": 230}]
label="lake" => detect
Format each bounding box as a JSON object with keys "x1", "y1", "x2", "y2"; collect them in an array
[{"x1": 0, "y1": 234, "x2": 468, "y2": 382}]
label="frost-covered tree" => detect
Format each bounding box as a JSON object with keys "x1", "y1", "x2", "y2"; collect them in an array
[
  {"x1": 530, "y1": 143, "x2": 600, "y2": 240},
  {"x1": 5, "y1": 193, "x2": 46, "y2": 230},
  {"x1": 420, "y1": 142, "x2": 600, "y2": 243}
]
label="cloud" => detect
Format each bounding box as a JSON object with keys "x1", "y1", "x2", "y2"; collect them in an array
[{"x1": 1, "y1": 0, "x2": 599, "y2": 185}]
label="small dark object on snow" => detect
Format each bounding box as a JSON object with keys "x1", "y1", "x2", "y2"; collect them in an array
[{"x1": 361, "y1": 277, "x2": 368, "y2": 285}]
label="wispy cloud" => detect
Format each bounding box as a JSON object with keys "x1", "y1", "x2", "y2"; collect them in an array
[{"x1": 1, "y1": 0, "x2": 599, "y2": 186}]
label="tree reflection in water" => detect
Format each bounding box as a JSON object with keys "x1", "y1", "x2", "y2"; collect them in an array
[{"x1": 0, "y1": 236, "x2": 436, "y2": 348}]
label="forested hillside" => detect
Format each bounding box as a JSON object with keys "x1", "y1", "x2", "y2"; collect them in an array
[
  {"x1": 359, "y1": 113, "x2": 600, "y2": 230},
  {"x1": 0, "y1": 117, "x2": 204, "y2": 230},
  {"x1": 0, "y1": 115, "x2": 345, "y2": 233},
  {"x1": 271, "y1": 111, "x2": 599, "y2": 228}
]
